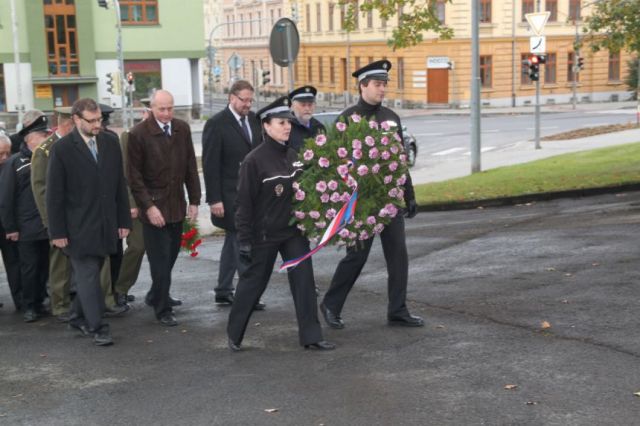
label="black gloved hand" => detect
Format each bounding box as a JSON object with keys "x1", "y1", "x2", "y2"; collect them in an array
[
  {"x1": 405, "y1": 199, "x2": 418, "y2": 219},
  {"x1": 239, "y1": 244, "x2": 252, "y2": 264}
]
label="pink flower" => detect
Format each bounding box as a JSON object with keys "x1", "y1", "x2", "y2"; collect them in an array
[
  {"x1": 366, "y1": 216, "x2": 376, "y2": 225},
  {"x1": 315, "y1": 134, "x2": 327, "y2": 146},
  {"x1": 295, "y1": 211, "x2": 306, "y2": 220},
  {"x1": 397, "y1": 174, "x2": 407, "y2": 186},
  {"x1": 330, "y1": 192, "x2": 341, "y2": 203},
  {"x1": 399, "y1": 154, "x2": 407, "y2": 163},
  {"x1": 390, "y1": 145, "x2": 399, "y2": 154},
  {"x1": 349, "y1": 232, "x2": 357, "y2": 239},
  {"x1": 352, "y1": 149, "x2": 363, "y2": 160},
  {"x1": 385, "y1": 203, "x2": 398, "y2": 217},
  {"x1": 359, "y1": 230, "x2": 370, "y2": 240},
  {"x1": 351, "y1": 113, "x2": 361, "y2": 123},
  {"x1": 292, "y1": 182, "x2": 300, "y2": 190},
  {"x1": 341, "y1": 192, "x2": 351, "y2": 202},
  {"x1": 380, "y1": 121, "x2": 391, "y2": 131},
  {"x1": 369, "y1": 120, "x2": 379, "y2": 130},
  {"x1": 389, "y1": 161, "x2": 398, "y2": 172},
  {"x1": 336, "y1": 122, "x2": 347, "y2": 132},
  {"x1": 326, "y1": 208, "x2": 337, "y2": 219},
  {"x1": 297, "y1": 224, "x2": 306, "y2": 231},
  {"x1": 316, "y1": 180, "x2": 327, "y2": 192},
  {"x1": 339, "y1": 228, "x2": 350, "y2": 238},
  {"x1": 388, "y1": 188, "x2": 399, "y2": 198},
  {"x1": 318, "y1": 157, "x2": 330, "y2": 168},
  {"x1": 327, "y1": 180, "x2": 338, "y2": 191},
  {"x1": 295, "y1": 190, "x2": 305, "y2": 201},
  {"x1": 303, "y1": 149, "x2": 314, "y2": 161},
  {"x1": 309, "y1": 210, "x2": 321, "y2": 219},
  {"x1": 315, "y1": 221, "x2": 327, "y2": 229},
  {"x1": 337, "y1": 147, "x2": 348, "y2": 158},
  {"x1": 352, "y1": 139, "x2": 362, "y2": 150},
  {"x1": 357, "y1": 165, "x2": 369, "y2": 176},
  {"x1": 371, "y1": 164, "x2": 380, "y2": 174},
  {"x1": 397, "y1": 189, "x2": 404, "y2": 200},
  {"x1": 337, "y1": 164, "x2": 349, "y2": 177},
  {"x1": 346, "y1": 176, "x2": 357, "y2": 188},
  {"x1": 384, "y1": 175, "x2": 393, "y2": 184},
  {"x1": 380, "y1": 136, "x2": 390, "y2": 145},
  {"x1": 320, "y1": 193, "x2": 330, "y2": 203},
  {"x1": 365, "y1": 136, "x2": 375, "y2": 147},
  {"x1": 369, "y1": 148, "x2": 379, "y2": 159},
  {"x1": 373, "y1": 223, "x2": 384, "y2": 234},
  {"x1": 354, "y1": 220, "x2": 363, "y2": 229},
  {"x1": 381, "y1": 150, "x2": 391, "y2": 160},
  {"x1": 393, "y1": 132, "x2": 402, "y2": 142}
]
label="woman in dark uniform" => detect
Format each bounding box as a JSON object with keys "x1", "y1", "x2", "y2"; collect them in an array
[{"x1": 226, "y1": 96, "x2": 335, "y2": 352}]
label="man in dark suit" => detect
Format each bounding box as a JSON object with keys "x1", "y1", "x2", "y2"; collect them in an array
[
  {"x1": 202, "y1": 80, "x2": 264, "y2": 310},
  {"x1": 127, "y1": 89, "x2": 201, "y2": 327},
  {"x1": 46, "y1": 98, "x2": 131, "y2": 346}
]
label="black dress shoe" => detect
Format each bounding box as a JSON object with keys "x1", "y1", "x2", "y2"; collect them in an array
[
  {"x1": 104, "y1": 304, "x2": 129, "y2": 318},
  {"x1": 388, "y1": 314, "x2": 425, "y2": 327},
  {"x1": 253, "y1": 300, "x2": 266, "y2": 311},
  {"x1": 56, "y1": 312, "x2": 71, "y2": 323},
  {"x1": 319, "y1": 303, "x2": 344, "y2": 329},
  {"x1": 68, "y1": 322, "x2": 91, "y2": 337},
  {"x1": 169, "y1": 296, "x2": 182, "y2": 307},
  {"x1": 159, "y1": 313, "x2": 178, "y2": 327},
  {"x1": 228, "y1": 338, "x2": 242, "y2": 352},
  {"x1": 126, "y1": 294, "x2": 135, "y2": 302},
  {"x1": 0, "y1": 301, "x2": 3, "y2": 308},
  {"x1": 215, "y1": 294, "x2": 234, "y2": 305},
  {"x1": 93, "y1": 326, "x2": 114, "y2": 346},
  {"x1": 114, "y1": 293, "x2": 129, "y2": 307},
  {"x1": 23, "y1": 309, "x2": 38, "y2": 323},
  {"x1": 304, "y1": 340, "x2": 336, "y2": 351}
]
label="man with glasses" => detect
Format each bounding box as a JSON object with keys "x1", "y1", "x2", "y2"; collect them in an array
[
  {"x1": 47, "y1": 98, "x2": 131, "y2": 346},
  {"x1": 202, "y1": 80, "x2": 265, "y2": 310}
]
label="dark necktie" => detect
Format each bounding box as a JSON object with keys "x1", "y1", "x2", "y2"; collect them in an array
[
  {"x1": 163, "y1": 124, "x2": 170, "y2": 137},
  {"x1": 88, "y1": 138, "x2": 98, "y2": 162},
  {"x1": 240, "y1": 117, "x2": 250, "y2": 142}
]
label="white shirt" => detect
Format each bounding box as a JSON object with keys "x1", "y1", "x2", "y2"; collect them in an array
[
  {"x1": 156, "y1": 119, "x2": 171, "y2": 136},
  {"x1": 228, "y1": 106, "x2": 252, "y2": 142}
]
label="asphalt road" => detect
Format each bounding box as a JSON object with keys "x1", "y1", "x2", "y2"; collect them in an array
[{"x1": 2, "y1": 191, "x2": 640, "y2": 425}]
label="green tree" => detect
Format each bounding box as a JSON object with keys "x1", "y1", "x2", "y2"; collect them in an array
[
  {"x1": 340, "y1": 0, "x2": 454, "y2": 50},
  {"x1": 583, "y1": 0, "x2": 640, "y2": 92}
]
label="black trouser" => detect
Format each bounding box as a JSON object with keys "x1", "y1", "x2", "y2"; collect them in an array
[
  {"x1": 17, "y1": 239, "x2": 49, "y2": 311},
  {"x1": 142, "y1": 221, "x2": 181, "y2": 318},
  {"x1": 69, "y1": 255, "x2": 107, "y2": 332},
  {"x1": 1, "y1": 238, "x2": 23, "y2": 309},
  {"x1": 322, "y1": 215, "x2": 410, "y2": 319},
  {"x1": 215, "y1": 229, "x2": 240, "y2": 297},
  {"x1": 109, "y1": 239, "x2": 124, "y2": 294},
  {"x1": 227, "y1": 235, "x2": 323, "y2": 347}
]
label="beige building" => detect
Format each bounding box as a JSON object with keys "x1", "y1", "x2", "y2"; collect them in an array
[{"x1": 292, "y1": 0, "x2": 634, "y2": 107}]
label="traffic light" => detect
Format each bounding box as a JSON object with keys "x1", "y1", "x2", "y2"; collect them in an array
[
  {"x1": 262, "y1": 70, "x2": 271, "y2": 86},
  {"x1": 577, "y1": 56, "x2": 584, "y2": 71},
  {"x1": 97, "y1": 0, "x2": 109, "y2": 9},
  {"x1": 106, "y1": 71, "x2": 122, "y2": 95},
  {"x1": 528, "y1": 55, "x2": 540, "y2": 81},
  {"x1": 126, "y1": 72, "x2": 134, "y2": 85},
  {"x1": 291, "y1": 2, "x2": 299, "y2": 21}
]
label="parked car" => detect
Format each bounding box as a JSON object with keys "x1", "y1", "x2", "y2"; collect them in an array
[{"x1": 313, "y1": 111, "x2": 417, "y2": 167}]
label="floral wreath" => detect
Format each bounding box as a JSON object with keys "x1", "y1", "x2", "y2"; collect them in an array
[
  {"x1": 291, "y1": 113, "x2": 409, "y2": 247},
  {"x1": 181, "y1": 220, "x2": 202, "y2": 257}
]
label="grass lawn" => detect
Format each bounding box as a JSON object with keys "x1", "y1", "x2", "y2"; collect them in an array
[{"x1": 414, "y1": 142, "x2": 640, "y2": 206}]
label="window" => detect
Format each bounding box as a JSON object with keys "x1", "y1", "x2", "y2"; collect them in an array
[
  {"x1": 0, "y1": 64, "x2": 5, "y2": 111},
  {"x1": 480, "y1": 0, "x2": 491, "y2": 23},
  {"x1": 270, "y1": 9, "x2": 274, "y2": 25},
  {"x1": 353, "y1": 1, "x2": 359, "y2": 29},
  {"x1": 316, "y1": 3, "x2": 322, "y2": 31},
  {"x1": 521, "y1": 54, "x2": 532, "y2": 85},
  {"x1": 433, "y1": 0, "x2": 446, "y2": 24},
  {"x1": 120, "y1": 0, "x2": 158, "y2": 25},
  {"x1": 544, "y1": 53, "x2": 556, "y2": 84},
  {"x1": 522, "y1": 0, "x2": 534, "y2": 22},
  {"x1": 355, "y1": 57, "x2": 361, "y2": 71},
  {"x1": 124, "y1": 60, "x2": 161, "y2": 102},
  {"x1": 397, "y1": 5, "x2": 403, "y2": 26},
  {"x1": 328, "y1": 3, "x2": 334, "y2": 31},
  {"x1": 567, "y1": 52, "x2": 579, "y2": 82},
  {"x1": 397, "y1": 58, "x2": 405, "y2": 90},
  {"x1": 318, "y1": 57, "x2": 324, "y2": 83},
  {"x1": 226, "y1": 15, "x2": 231, "y2": 37},
  {"x1": 43, "y1": 0, "x2": 79, "y2": 75},
  {"x1": 340, "y1": 5, "x2": 345, "y2": 30},
  {"x1": 249, "y1": 13, "x2": 253, "y2": 36},
  {"x1": 569, "y1": 0, "x2": 581, "y2": 21},
  {"x1": 367, "y1": 10, "x2": 373, "y2": 28},
  {"x1": 330, "y1": 57, "x2": 336, "y2": 84},
  {"x1": 307, "y1": 56, "x2": 313, "y2": 82},
  {"x1": 257, "y1": 12, "x2": 262, "y2": 35},
  {"x1": 306, "y1": 4, "x2": 311, "y2": 32},
  {"x1": 609, "y1": 52, "x2": 620, "y2": 81},
  {"x1": 368, "y1": 56, "x2": 374, "y2": 63},
  {"x1": 480, "y1": 56, "x2": 492, "y2": 88},
  {"x1": 546, "y1": 0, "x2": 558, "y2": 21}
]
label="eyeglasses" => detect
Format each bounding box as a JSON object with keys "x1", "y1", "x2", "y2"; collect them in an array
[
  {"x1": 234, "y1": 94, "x2": 255, "y2": 104},
  {"x1": 78, "y1": 115, "x2": 103, "y2": 125}
]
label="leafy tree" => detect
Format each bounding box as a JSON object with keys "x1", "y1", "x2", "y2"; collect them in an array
[{"x1": 339, "y1": 0, "x2": 454, "y2": 50}]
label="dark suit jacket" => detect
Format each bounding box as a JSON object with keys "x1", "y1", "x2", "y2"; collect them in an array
[
  {"x1": 127, "y1": 117, "x2": 201, "y2": 225},
  {"x1": 46, "y1": 128, "x2": 131, "y2": 257},
  {"x1": 202, "y1": 107, "x2": 260, "y2": 230}
]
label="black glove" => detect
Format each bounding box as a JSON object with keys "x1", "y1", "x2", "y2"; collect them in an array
[
  {"x1": 239, "y1": 244, "x2": 252, "y2": 264},
  {"x1": 405, "y1": 199, "x2": 418, "y2": 219}
]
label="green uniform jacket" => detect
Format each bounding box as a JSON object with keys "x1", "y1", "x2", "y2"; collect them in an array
[
  {"x1": 119, "y1": 130, "x2": 137, "y2": 209},
  {"x1": 31, "y1": 132, "x2": 59, "y2": 228}
]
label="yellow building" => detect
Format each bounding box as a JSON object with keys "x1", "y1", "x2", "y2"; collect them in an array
[{"x1": 290, "y1": 0, "x2": 634, "y2": 108}]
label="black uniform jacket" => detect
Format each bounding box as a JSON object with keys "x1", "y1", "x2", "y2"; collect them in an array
[
  {"x1": 340, "y1": 98, "x2": 416, "y2": 202},
  {"x1": 202, "y1": 107, "x2": 261, "y2": 230},
  {"x1": 46, "y1": 128, "x2": 131, "y2": 257},
  {"x1": 235, "y1": 136, "x2": 303, "y2": 247},
  {"x1": 0, "y1": 144, "x2": 47, "y2": 241},
  {"x1": 288, "y1": 116, "x2": 325, "y2": 153}
]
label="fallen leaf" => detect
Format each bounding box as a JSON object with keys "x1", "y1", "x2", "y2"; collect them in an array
[
  {"x1": 540, "y1": 321, "x2": 551, "y2": 330},
  {"x1": 546, "y1": 267, "x2": 556, "y2": 272},
  {"x1": 12, "y1": 394, "x2": 22, "y2": 398},
  {"x1": 254, "y1": 322, "x2": 261, "y2": 327},
  {"x1": 504, "y1": 384, "x2": 518, "y2": 390},
  {"x1": 526, "y1": 401, "x2": 538, "y2": 405},
  {"x1": 181, "y1": 329, "x2": 187, "y2": 333},
  {"x1": 560, "y1": 299, "x2": 569, "y2": 304},
  {"x1": 592, "y1": 262, "x2": 600, "y2": 267},
  {"x1": 633, "y1": 391, "x2": 640, "y2": 397},
  {"x1": 435, "y1": 325, "x2": 445, "y2": 329},
  {"x1": 264, "y1": 408, "x2": 279, "y2": 413},
  {"x1": 564, "y1": 273, "x2": 573, "y2": 277},
  {"x1": 146, "y1": 339, "x2": 153, "y2": 343},
  {"x1": 39, "y1": 353, "x2": 47, "y2": 358}
]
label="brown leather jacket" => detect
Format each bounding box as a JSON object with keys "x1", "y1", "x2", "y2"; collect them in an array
[{"x1": 127, "y1": 117, "x2": 200, "y2": 224}]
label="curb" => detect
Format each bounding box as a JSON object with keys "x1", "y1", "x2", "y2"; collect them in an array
[{"x1": 418, "y1": 183, "x2": 640, "y2": 212}]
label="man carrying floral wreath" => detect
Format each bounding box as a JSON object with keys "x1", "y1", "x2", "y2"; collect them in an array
[{"x1": 319, "y1": 60, "x2": 424, "y2": 329}]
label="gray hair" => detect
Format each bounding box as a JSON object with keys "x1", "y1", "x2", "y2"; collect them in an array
[
  {"x1": 150, "y1": 89, "x2": 173, "y2": 106},
  {"x1": 0, "y1": 133, "x2": 11, "y2": 147},
  {"x1": 23, "y1": 109, "x2": 45, "y2": 127}
]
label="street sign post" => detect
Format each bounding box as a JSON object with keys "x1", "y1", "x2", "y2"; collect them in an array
[
  {"x1": 530, "y1": 36, "x2": 546, "y2": 54},
  {"x1": 525, "y1": 11, "x2": 550, "y2": 151},
  {"x1": 269, "y1": 18, "x2": 300, "y2": 91}
]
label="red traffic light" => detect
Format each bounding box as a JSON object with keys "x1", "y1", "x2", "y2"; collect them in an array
[
  {"x1": 530, "y1": 55, "x2": 539, "y2": 65},
  {"x1": 126, "y1": 72, "x2": 134, "y2": 84}
]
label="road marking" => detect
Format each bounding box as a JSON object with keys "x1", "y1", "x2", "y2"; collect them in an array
[
  {"x1": 482, "y1": 129, "x2": 500, "y2": 133},
  {"x1": 431, "y1": 147, "x2": 465, "y2": 156},
  {"x1": 588, "y1": 110, "x2": 637, "y2": 114},
  {"x1": 414, "y1": 132, "x2": 444, "y2": 137},
  {"x1": 463, "y1": 146, "x2": 497, "y2": 156},
  {"x1": 525, "y1": 126, "x2": 558, "y2": 130}
]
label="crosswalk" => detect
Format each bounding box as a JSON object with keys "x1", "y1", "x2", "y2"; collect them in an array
[{"x1": 431, "y1": 146, "x2": 498, "y2": 157}]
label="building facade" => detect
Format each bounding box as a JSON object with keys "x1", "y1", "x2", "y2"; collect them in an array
[
  {"x1": 291, "y1": 0, "x2": 634, "y2": 108},
  {"x1": 0, "y1": 0, "x2": 204, "y2": 124}
]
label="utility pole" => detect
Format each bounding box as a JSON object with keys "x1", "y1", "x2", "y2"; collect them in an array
[
  {"x1": 572, "y1": 18, "x2": 579, "y2": 110},
  {"x1": 9, "y1": 0, "x2": 24, "y2": 124},
  {"x1": 470, "y1": 0, "x2": 481, "y2": 173},
  {"x1": 534, "y1": 0, "x2": 541, "y2": 150}
]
